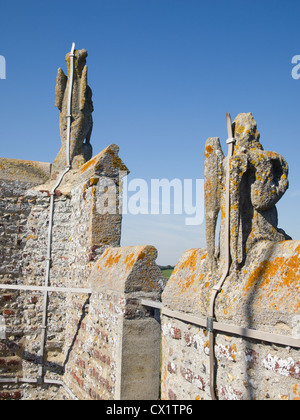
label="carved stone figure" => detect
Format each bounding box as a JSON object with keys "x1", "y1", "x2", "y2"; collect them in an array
[
  {"x1": 205, "y1": 113, "x2": 291, "y2": 272},
  {"x1": 53, "y1": 49, "x2": 94, "y2": 171}
]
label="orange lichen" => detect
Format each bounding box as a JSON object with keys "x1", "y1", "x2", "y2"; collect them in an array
[
  {"x1": 103, "y1": 250, "x2": 121, "y2": 268},
  {"x1": 80, "y1": 152, "x2": 104, "y2": 174},
  {"x1": 234, "y1": 125, "x2": 245, "y2": 135},
  {"x1": 205, "y1": 145, "x2": 213, "y2": 159},
  {"x1": 169, "y1": 250, "x2": 205, "y2": 295},
  {"x1": 137, "y1": 251, "x2": 146, "y2": 260},
  {"x1": 243, "y1": 245, "x2": 300, "y2": 312},
  {"x1": 107, "y1": 149, "x2": 128, "y2": 172},
  {"x1": 293, "y1": 384, "x2": 300, "y2": 401},
  {"x1": 125, "y1": 253, "x2": 136, "y2": 271},
  {"x1": 220, "y1": 343, "x2": 237, "y2": 361},
  {"x1": 178, "y1": 249, "x2": 199, "y2": 272},
  {"x1": 179, "y1": 274, "x2": 196, "y2": 293},
  {"x1": 90, "y1": 177, "x2": 99, "y2": 186},
  {"x1": 26, "y1": 234, "x2": 37, "y2": 241}
]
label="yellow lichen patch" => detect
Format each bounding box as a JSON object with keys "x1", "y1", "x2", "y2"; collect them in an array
[
  {"x1": 144, "y1": 246, "x2": 157, "y2": 264},
  {"x1": 168, "y1": 249, "x2": 203, "y2": 296},
  {"x1": 178, "y1": 274, "x2": 196, "y2": 294},
  {"x1": 82, "y1": 183, "x2": 88, "y2": 201},
  {"x1": 79, "y1": 152, "x2": 104, "y2": 174},
  {"x1": 204, "y1": 179, "x2": 212, "y2": 199},
  {"x1": 293, "y1": 384, "x2": 300, "y2": 400},
  {"x1": 220, "y1": 203, "x2": 226, "y2": 220},
  {"x1": 103, "y1": 250, "x2": 121, "y2": 269},
  {"x1": 229, "y1": 344, "x2": 237, "y2": 361},
  {"x1": 204, "y1": 340, "x2": 210, "y2": 351},
  {"x1": 243, "y1": 245, "x2": 300, "y2": 312},
  {"x1": 124, "y1": 253, "x2": 136, "y2": 271},
  {"x1": 243, "y1": 259, "x2": 279, "y2": 295},
  {"x1": 234, "y1": 125, "x2": 245, "y2": 135},
  {"x1": 26, "y1": 234, "x2": 37, "y2": 241},
  {"x1": 179, "y1": 249, "x2": 199, "y2": 272},
  {"x1": 90, "y1": 177, "x2": 99, "y2": 186},
  {"x1": 205, "y1": 145, "x2": 213, "y2": 159},
  {"x1": 79, "y1": 146, "x2": 129, "y2": 175},
  {"x1": 107, "y1": 150, "x2": 129, "y2": 172},
  {"x1": 137, "y1": 251, "x2": 146, "y2": 260},
  {"x1": 265, "y1": 150, "x2": 280, "y2": 160}
]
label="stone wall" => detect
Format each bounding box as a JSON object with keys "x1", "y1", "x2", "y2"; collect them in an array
[
  {"x1": 0, "y1": 159, "x2": 53, "y2": 399},
  {"x1": 64, "y1": 245, "x2": 165, "y2": 400},
  {"x1": 1, "y1": 111, "x2": 299, "y2": 401},
  {"x1": 0, "y1": 145, "x2": 138, "y2": 399},
  {"x1": 0, "y1": 143, "x2": 167, "y2": 401},
  {"x1": 161, "y1": 242, "x2": 300, "y2": 400}
]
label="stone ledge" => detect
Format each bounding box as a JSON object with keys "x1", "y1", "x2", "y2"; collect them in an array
[
  {"x1": 90, "y1": 245, "x2": 165, "y2": 296},
  {"x1": 162, "y1": 240, "x2": 300, "y2": 335},
  {"x1": 78, "y1": 144, "x2": 129, "y2": 181},
  {"x1": 36, "y1": 144, "x2": 129, "y2": 195},
  {"x1": 0, "y1": 158, "x2": 51, "y2": 185}
]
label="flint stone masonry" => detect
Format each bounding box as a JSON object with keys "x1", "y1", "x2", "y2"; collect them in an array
[
  {"x1": 0, "y1": 144, "x2": 140, "y2": 399},
  {"x1": 161, "y1": 242, "x2": 300, "y2": 400},
  {"x1": 0, "y1": 158, "x2": 62, "y2": 399},
  {"x1": 64, "y1": 245, "x2": 165, "y2": 400}
]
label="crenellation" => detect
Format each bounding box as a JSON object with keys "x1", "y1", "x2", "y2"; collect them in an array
[{"x1": 0, "y1": 46, "x2": 299, "y2": 401}]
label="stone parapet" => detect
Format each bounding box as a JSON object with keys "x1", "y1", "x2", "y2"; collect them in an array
[
  {"x1": 161, "y1": 241, "x2": 300, "y2": 400},
  {"x1": 64, "y1": 245, "x2": 165, "y2": 400},
  {"x1": 0, "y1": 158, "x2": 51, "y2": 185}
]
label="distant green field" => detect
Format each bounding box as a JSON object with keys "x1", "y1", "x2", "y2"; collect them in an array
[{"x1": 159, "y1": 266, "x2": 174, "y2": 279}]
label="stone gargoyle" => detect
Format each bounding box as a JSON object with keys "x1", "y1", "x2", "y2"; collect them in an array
[
  {"x1": 205, "y1": 112, "x2": 291, "y2": 272},
  {"x1": 53, "y1": 48, "x2": 94, "y2": 171}
]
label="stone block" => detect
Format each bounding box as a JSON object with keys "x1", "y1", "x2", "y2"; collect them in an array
[
  {"x1": 0, "y1": 158, "x2": 51, "y2": 185},
  {"x1": 64, "y1": 245, "x2": 165, "y2": 400}
]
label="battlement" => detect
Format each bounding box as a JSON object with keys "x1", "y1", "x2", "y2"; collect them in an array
[{"x1": 0, "y1": 46, "x2": 299, "y2": 400}]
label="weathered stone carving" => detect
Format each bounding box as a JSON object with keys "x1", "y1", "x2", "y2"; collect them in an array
[
  {"x1": 162, "y1": 113, "x2": 299, "y2": 400},
  {"x1": 53, "y1": 48, "x2": 94, "y2": 171},
  {"x1": 205, "y1": 113, "x2": 291, "y2": 272}
]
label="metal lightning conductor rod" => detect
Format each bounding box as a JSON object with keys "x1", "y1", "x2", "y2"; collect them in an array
[{"x1": 208, "y1": 112, "x2": 236, "y2": 400}]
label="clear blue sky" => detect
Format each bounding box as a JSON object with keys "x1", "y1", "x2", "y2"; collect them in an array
[{"x1": 1, "y1": 0, "x2": 300, "y2": 265}]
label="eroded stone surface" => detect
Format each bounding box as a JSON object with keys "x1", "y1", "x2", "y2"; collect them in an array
[
  {"x1": 53, "y1": 48, "x2": 94, "y2": 171},
  {"x1": 205, "y1": 113, "x2": 290, "y2": 272},
  {"x1": 162, "y1": 112, "x2": 299, "y2": 400},
  {"x1": 64, "y1": 245, "x2": 166, "y2": 400}
]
